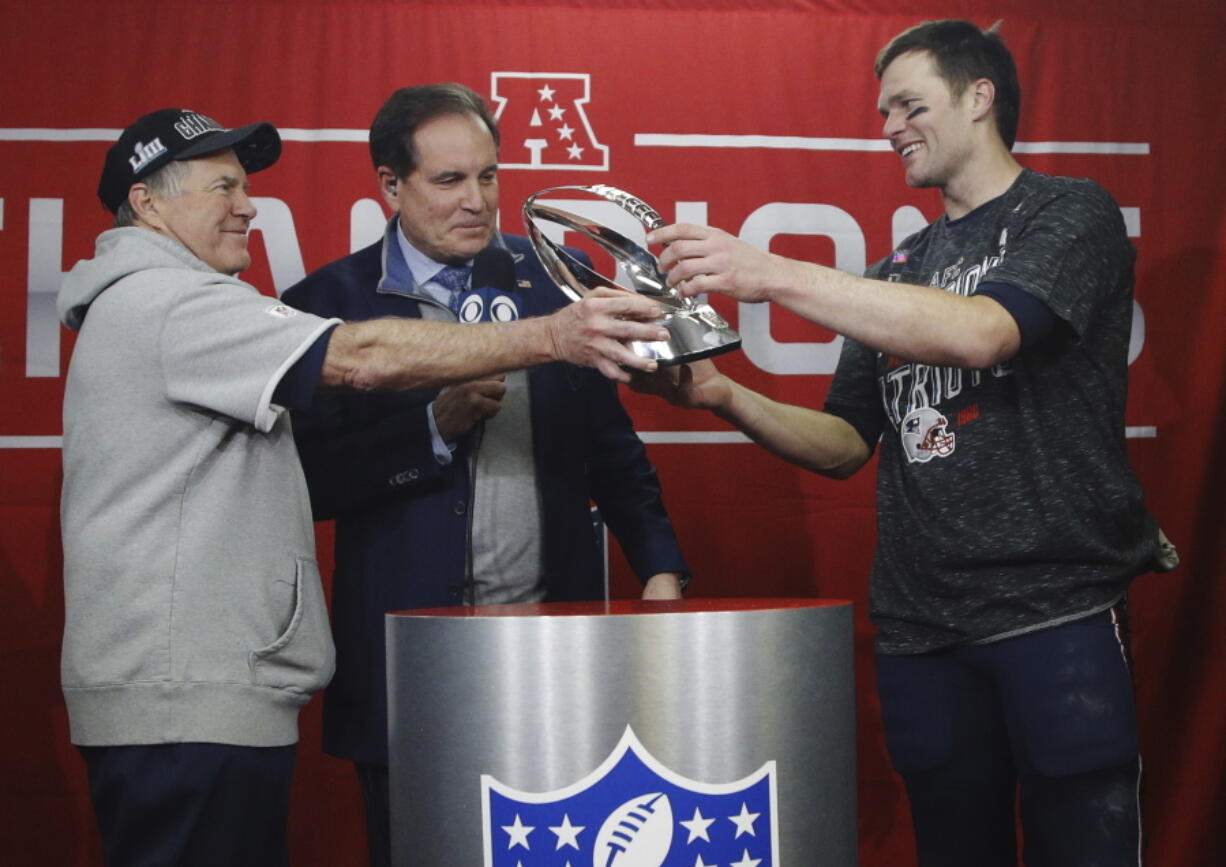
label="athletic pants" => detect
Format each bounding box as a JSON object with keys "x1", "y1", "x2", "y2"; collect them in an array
[{"x1": 876, "y1": 605, "x2": 1142, "y2": 866}]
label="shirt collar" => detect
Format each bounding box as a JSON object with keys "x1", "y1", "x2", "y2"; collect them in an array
[{"x1": 394, "y1": 219, "x2": 473, "y2": 288}]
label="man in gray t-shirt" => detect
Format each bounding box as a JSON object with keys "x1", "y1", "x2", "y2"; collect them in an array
[{"x1": 635, "y1": 19, "x2": 1165, "y2": 866}]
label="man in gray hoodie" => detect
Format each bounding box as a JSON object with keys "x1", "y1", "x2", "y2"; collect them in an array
[{"x1": 58, "y1": 107, "x2": 668, "y2": 867}]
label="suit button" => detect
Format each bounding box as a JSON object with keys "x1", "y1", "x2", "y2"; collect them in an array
[
  {"x1": 453, "y1": 500, "x2": 466, "y2": 515},
  {"x1": 448, "y1": 583, "x2": 465, "y2": 597},
  {"x1": 406, "y1": 468, "x2": 420, "y2": 481}
]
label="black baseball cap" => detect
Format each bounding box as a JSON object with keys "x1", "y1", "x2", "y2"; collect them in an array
[{"x1": 97, "y1": 108, "x2": 282, "y2": 213}]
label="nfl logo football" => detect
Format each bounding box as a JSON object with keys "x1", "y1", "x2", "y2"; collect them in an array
[{"x1": 593, "y1": 792, "x2": 673, "y2": 867}]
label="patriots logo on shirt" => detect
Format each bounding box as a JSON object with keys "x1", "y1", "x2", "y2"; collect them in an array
[
  {"x1": 900, "y1": 406, "x2": 956, "y2": 464},
  {"x1": 482, "y1": 727, "x2": 778, "y2": 866}
]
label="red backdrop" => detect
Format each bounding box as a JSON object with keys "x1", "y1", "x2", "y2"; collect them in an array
[{"x1": 2, "y1": 1, "x2": 1222, "y2": 864}]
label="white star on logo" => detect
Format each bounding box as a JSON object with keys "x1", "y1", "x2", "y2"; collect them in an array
[
  {"x1": 549, "y1": 813, "x2": 585, "y2": 850},
  {"x1": 557, "y1": 123, "x2": 575, "y2": 141},
  {"x1": 731, "y1": 849, "x2": 763, "y2": 867},
  {"x1": 537, "y1": 83, "x2": 556, "y2": 101},
  {"x1": 729, "y1": 802, "x2": 760, "y2": 838},
  {"x1": 548, "y1": 105, "x2": 566, "y2": 121},
  {"x1": 502, "y1": 813, "x2": 534, "y2": 849},
  {"x1": 692, "y1": 855, "x2": 716, "y2": 867},
  {"x1": 680, "y1": 806, "x2": 715, "y2": 843},
  {"x1": 567, "y1": 143, "x2": 584, "y2": 160}
]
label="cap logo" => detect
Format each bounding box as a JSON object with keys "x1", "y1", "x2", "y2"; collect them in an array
[
  {"x1": 128, "y1": 138, "x2": 168, "y2": 173},
  {"x1": 173, "y1": 112, "x2": 223, "y2": 141}
]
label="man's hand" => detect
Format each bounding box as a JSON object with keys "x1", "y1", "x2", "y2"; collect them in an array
[
  {"x1": 640, "y1": 573, "x2": 683, "y2": 600},
  {"x1": 630, "y1": 359, "x2": 732, "y2": 413},
  {"x1": 647, "y1": 222, "x2": 785, "y2": 303},
  {"x1": 545, "y1": 288, "x2": 670, "y2": 382},
  {"x1": 433, "y1": 376, "x2": 506, "y2": 442}
]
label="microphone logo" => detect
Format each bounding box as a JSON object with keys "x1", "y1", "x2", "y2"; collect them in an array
[
  {"x1": 460, "y1": 246, "x2": 521, "y2": 324},
  {"x1": 458, "y1": 290, "x2": 520, "y2": 324}
]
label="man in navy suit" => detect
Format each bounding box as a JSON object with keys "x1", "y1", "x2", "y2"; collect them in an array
[{"x1": 282, "y1": 83, "x2": 689, "y2": 866}]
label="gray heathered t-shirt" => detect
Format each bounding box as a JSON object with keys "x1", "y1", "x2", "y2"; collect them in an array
[{"x1": 825, "y1": 169, "x2": 1156, "y2": 654}]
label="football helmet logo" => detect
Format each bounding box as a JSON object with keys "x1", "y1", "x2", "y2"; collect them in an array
[{"x1": 900, "y1": 407, "x2": 956, "y2": 463}]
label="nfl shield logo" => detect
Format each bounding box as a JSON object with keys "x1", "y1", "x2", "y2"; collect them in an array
[{"x1": 482, "y1": 727, "x2": 779, "y2": 866}]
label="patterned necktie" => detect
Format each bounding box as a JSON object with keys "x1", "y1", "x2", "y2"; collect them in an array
[{"x1": 433, "y1": 265, "x2": 471, "y2": 314}]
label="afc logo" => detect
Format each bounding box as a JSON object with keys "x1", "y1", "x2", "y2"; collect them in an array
[{"x1": 490, "y1": 72, "x2": 610, "y2": 171}]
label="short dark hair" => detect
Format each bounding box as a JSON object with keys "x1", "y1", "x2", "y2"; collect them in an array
[
  {"x1": 369, "y1": 83, "x2": 500, "y2": 178},
  {"x1": 875, "y1": 20, "x2": 1021, "y2": 150}
]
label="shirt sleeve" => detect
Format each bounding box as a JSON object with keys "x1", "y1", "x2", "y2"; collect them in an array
[
  {"x1": 822, "y1": 335, "x2": 886, "y2": 451},
  {"x1": 271, "y1": 324, "x2": 337, "y2": 410},
  {"x1": 425, "y1": 401, "x2": 458, "y2": 465},
  {"x1": 982, "y1": 182, "x2": 1134, "y2": 338},
  {"x1": 973, "y1": 280, "x2": 1060, "y2": 348}
]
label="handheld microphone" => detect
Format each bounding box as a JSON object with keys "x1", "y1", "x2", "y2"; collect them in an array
[
  {"x1": 456, "y1": 248, "x2": 520, "y2": 601},
  {"x1": 456, "y1": 247, "x2": 521, "y2": 324}
]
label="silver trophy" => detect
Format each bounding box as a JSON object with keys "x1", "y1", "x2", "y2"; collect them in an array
[{"x1": 523, "y1": 185, "x2": 741, "y2": 365}]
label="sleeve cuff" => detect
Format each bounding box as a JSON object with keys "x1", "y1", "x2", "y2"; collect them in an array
[{"x1": 427, "y1": 400, "x2": 458, "y2": 466}]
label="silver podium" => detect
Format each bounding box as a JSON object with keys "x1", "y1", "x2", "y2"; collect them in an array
[{"x1": 387, "y1": 598, "x2": 857, "y2": 865}]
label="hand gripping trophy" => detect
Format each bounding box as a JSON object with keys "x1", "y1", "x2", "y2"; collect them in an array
[{"x1": 523, "y1": 185, "x2": 741, "y2": 365}]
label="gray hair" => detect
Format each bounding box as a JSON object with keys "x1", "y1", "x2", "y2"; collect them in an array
[{"x1": 113, "y1": 159, "x2": 191, "y2": 227}]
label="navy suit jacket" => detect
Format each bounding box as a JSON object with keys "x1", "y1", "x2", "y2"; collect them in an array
[{"x1": 283, "y1": 221, "x2": 688, "y2": 763}]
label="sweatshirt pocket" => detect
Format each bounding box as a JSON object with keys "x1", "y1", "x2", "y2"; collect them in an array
[{"x1": 249, "y1": 558, "x2": 336, "y2": 693}]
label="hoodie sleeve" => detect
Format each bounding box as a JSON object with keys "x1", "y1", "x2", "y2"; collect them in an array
[{"x1": 159, "y1": 275, "x2": 338, "y2": 432}]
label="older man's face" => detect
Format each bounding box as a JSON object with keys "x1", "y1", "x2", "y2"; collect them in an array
[
  {"x1": 385, "y1": 112, "x2": 499, "y2": 265},
  {"x1": 150, "y1": 149, "x2": 257, "y2": 275}
]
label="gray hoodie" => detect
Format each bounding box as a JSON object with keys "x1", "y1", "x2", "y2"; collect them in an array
[{"x1": 59, "y1": 227, "x2": 337, "y2": 747}]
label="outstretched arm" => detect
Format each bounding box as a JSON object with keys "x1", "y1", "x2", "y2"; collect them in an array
[
  {"x1": 322, "y1": 288, "x2": 670, "y2": 390},
  {"x1": 632, "y1": 360, "x2": 871, "y2": 480},
  {"x1": 648, "y1": 223, "x2": 1020, "y2": 369}
]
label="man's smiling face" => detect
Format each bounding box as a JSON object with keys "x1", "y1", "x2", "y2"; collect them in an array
[
  {"x1": 148, "y1": 149, "x2": 257, "y2": 275},
  {"x1": 878, "y1": 50, "x2": 977, "y2": 191}
]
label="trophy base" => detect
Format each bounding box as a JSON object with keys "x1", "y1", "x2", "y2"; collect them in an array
[
  {"x1": 629, "y1": 303, "x2": 743, "y2": 367},
  {"x1": 651, "y1": 338, "x2": 742, "y2": 366}
]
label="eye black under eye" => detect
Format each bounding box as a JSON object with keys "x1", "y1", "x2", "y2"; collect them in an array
[{"x1": 905, "y1": 105, "x2": 929, "y2": 120}]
